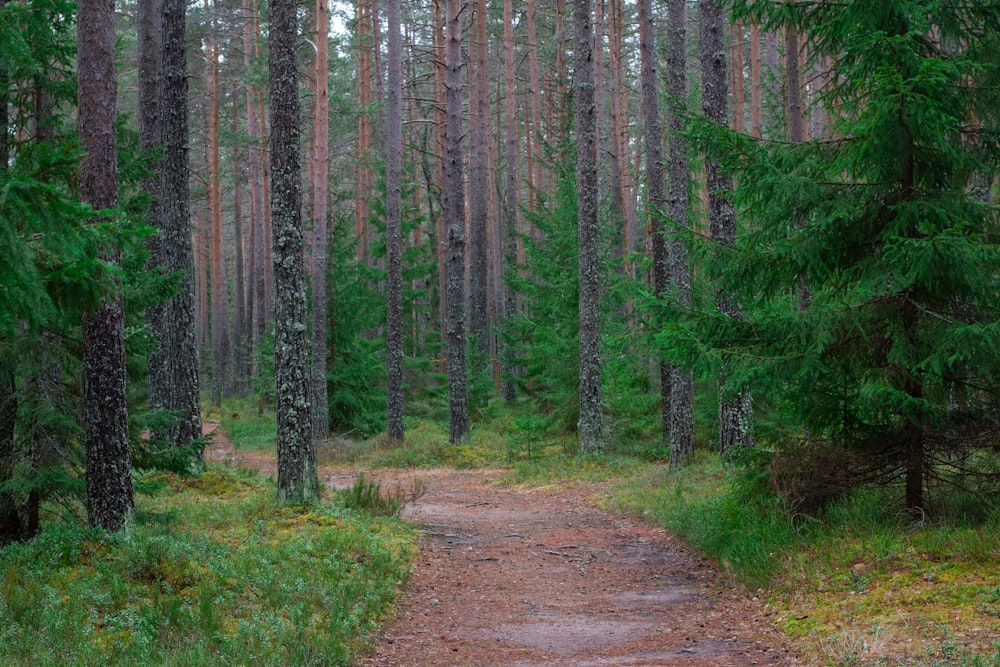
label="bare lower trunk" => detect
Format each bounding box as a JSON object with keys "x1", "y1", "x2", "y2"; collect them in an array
[
  {"x1": 575, "y1": 0, "x2": 603, "y2": 453},
  {"x1": 444, "y1": 0, "x2": 468, "y2": 443},
  {"x1": 162, "y1": 0, "x2": 202, "y2": 452},
  {"x1": 270, "y1": 0, "x2": 317, "y2": 503},
  {"x1": 78, "y1": 0, "x2": 134, "y2": 530},
  {"x1": 639, "y1": 0, "x2": 670, "y2": 441},
  {"x1": 701, "y1": 0, "x2": 753, "y2": 454},
  {"x1": 667, "y1": 0, "x2": 694, "y2": 465},
  {"x1": 311, "y1": 0, "x2": 331, "y2": 442},
  {"x1": 500, "y1": 0, "x2": 518, "y2": 403},
  {"x1": 385, "y1": 0, "x2": 404, "y2": 442}
]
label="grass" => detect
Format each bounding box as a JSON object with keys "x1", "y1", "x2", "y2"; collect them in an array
[
  {"x1": 217, "y1": 397, "x2": 278, "y2": 452},
  {"x1": 606, "y1": 457, "x2": 1000, "y2": 666},
  {"x1": 0, "y1": 466, "x2": 414, "y2": 666}
]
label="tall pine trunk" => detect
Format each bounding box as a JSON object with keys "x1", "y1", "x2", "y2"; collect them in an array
[
  {"x1": 311, "y1": 0, "x2": 331, "y2": 442},
  {"x1": 385, "y1": 0, "x2": 404, "y2": 442},
  {"x1": 206, "y1": 0, "x2": 228, "y2": 406},
  {"x1": 161, "y1": 0, "x2": 202, "y2": 452},
  {"x1": 575, "y1": 0, "x2": 603, "y2": 453},
  {"x1": 244, "y1": 0, "x2": 267, "y2": 379},
  {"x1": 638, "y1": 0, "x2": 671, "y2": 443},
  {"x1": 78, "y1": 0, "x2": 134, "y2": 531},
  {"x1": 700, "y1": 0, "x2": 753, "y2": 454},
  {"x1": 444, "y1": 0, "x2": 468, "y2": 443},
  {"x1": 500, "y1": 0, "x2": 518, "y2": 403},
  {"x1": 270, "y1": 0, "x2": 317, "y2": 503},
  {"x1": 467, "y1": 0, "x2": 490, "y2": 377},
  {"x1": 667, "y1": 0, "x2": 694, "y2": 466}
]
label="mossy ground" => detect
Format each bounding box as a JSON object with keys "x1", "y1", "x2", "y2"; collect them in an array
[
  {"x1": 608, "y1": 460, "x2": 1000, "y2": 666},
  {"x1": 0, "y1": 466, "x2": 415, "y2": 667}
]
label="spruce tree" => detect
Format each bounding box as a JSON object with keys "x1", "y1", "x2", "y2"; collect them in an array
[{"x1": 676, "y1": 0, "x2": 1000, "y2": 511}]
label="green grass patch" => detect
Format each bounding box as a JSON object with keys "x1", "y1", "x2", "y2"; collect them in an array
[
  {"x1": 0, "y1": 466, "x2": 414, "y2": 666},
  {"x1": 218, "y1": 397, "x2": 277, "y2": 452},
  {"x1": 607, "y1": 456, "x2": 1000, "y2": 665}
]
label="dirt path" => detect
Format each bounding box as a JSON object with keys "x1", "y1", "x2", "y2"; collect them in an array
[{"x1": 203, "y1": 424, "x2": 811, "y2": 667}]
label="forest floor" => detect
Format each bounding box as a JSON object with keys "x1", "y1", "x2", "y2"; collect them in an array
[{"x1": 204, "y1": 422, "x2": 813, "y2": 666}]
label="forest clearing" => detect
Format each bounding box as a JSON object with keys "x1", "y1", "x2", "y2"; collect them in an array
[{"x1": 4, "y1": 0, "x2": 1000, "y2": 665}]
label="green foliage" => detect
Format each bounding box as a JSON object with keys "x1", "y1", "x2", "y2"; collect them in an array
[
  {"x1": 0, "y1": 466, "x2": 414, "y2": 666},
  {"x1": 507, "y1": 161, "x2": 654, "y2": 447},
  {"x1": 609, "y1": 459, "x2": 1000, "y2": 662},
  {"x1": 336, "y1": 472, "x2": 426, "y2": 517},
  {"x1": 663, "y1": 0, "x2": 1000, "y2": 509},
  {"x1": 220, "y1": 397, "x2": 277, "y2": 452},
  {"x1": 326, "y1": 212, "x2": 387, "y2": 435}
]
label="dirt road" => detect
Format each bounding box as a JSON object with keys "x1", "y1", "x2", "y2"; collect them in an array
[{"x1": 204, "y1": 425, "x2": 810, "y2": 666}]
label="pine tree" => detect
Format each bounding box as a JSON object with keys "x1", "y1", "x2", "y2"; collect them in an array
[
  {"x1": 78, "y1": 0, "x2": 134, "y2": 531},
  {"x1": 270, "y1": 0, "x2": 317, "y2": 503},
  {"x1": 385, "y1": 0, "x2": 404, "y2": 442},
  {"x1": 443, "y1": 0, "x2": 468, "y2": 444},
  {"x1": 575, "y1": 0, "x2": 603, "y2": 453}
]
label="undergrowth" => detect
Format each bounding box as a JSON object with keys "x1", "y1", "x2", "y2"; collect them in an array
[
  {"x1": 0, "y1": 466, "x2": 414, "y2": 666},
  {"x1": 218, "y1": 397, "x2": 278, "y2": 452},
  {"x1": 607, "y1": 457, "x2": 1000, "y2": 666}
]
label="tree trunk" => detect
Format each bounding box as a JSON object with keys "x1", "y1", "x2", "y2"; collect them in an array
[
  {"x1": 138, "y1": 0, "x2": 171, "y2": 439},
  {"x1": 466, "y1": 0, "x2": 489, "y2": 378},
  {"x1": 667, "y1": 0, "x2": 694, "y2": 466},
  {"x1": 312, "y1": 0, "x2": 331, "y2": 442},
  {"x1": 242, "y1": 0, "x2": 264, "y2": 378},
  {"x1": 355, "y1": 0, "x2": 373, "y2": 265},
  {"x1": 385, "y1": 0, "x2": 404, "y2": 442},
  {"x1": 749, "y1": 22, "x2": 762, "y2": 138},
  {"x1": 231, "y1": 95, "x2": 248, "y2": 394},
  {"x1": 161, "y1": 0, "x2": 202, "y2": 452},
  {"x1": 639, "y1": 0, "x2": 671, "y2": 442},
  {"x1": 608, "y1": 0, "x2": 634, "y2": 275},
  {"x1": 500, "y1": 0, "x2": 518, "y2": 403},
  {"x1": 444, "y1": 0, "x2": 468, "y2": 444},
  {"x1": 433, "y1": 0, "x2": 448, "y2": 353},
  {"x1": 78, "y1": 0, "x2": 134, "y2": 531},
  {"x1": 525, "y1": 0, "x2": 542, "y2": 218},
  {"x1": 270, "y1": 0, "x2": 317, "y2": 503},
  {"x1": 575, "y1": 0, "x2": 603, "y2": 453},
  {"x1": 700, "y1": 0, "x2": 753, "y2": 455},
  {"x1": 206, "y1": 0, "x2": 228, "y2": 406}
]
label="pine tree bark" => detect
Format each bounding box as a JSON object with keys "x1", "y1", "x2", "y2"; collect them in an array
[
  {"x1": 231, "y1": 98, "x2": 248, "y2": 394},
  {"x1": 206, "y1": 0, "x2": 228, "y2": 406},
  {"x1": 575, "y1": 0, "x2": 603, "y2": 453},
  {"x1": 433, "y1": 0, "x2": 448, "y2": 352},
  {"x1": 444, "y1": 0, "x2": 468, "y2": 443},
  {"x1": 700, "y1": 0, "x2": 753, "y2": 454},
  {"x1": 500, "y1": 0, "x2": 518, "y2": 403},
  {"x1": 78, "y1": 0, "x2": 134, "y2": 531},
  {"x1": 138, "y1": 0, "x2": 169, "y2": 433},
  {"x1": 525, "y1": 0, "x2": 543, "y2": 217},
  {"x1": 385, "y1": 0, "x2": 404, "y2": 442},
  {"x1": 639, "y1": 0, "x2": 671, "y2": 442},
  {"x1": 467, "y1": 0, "x2": 490, "y2": 377},
  {"x1": 355, "y1": 0, "x2": 373, "y2": 265},
  {"x1": 242, "y1": 0, "x2": 264, "y2": 378},
  {"x1": 311, "y1": 0, "x2": 331, "y2": 442},
  {"x1": 270, "y1": 0, "x2": 317, "y2": 503},
  {"x1": 667, "y1": 0, "x2": 694, "y2": 466},
  {"x1": 750, "y1": 22, "x2": 762, "y2": 138},
  {"x1": 161, "y1": 0, "x2": 202, "y2": 452}
]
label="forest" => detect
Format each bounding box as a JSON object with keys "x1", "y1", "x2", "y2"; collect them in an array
[{"x1": 2, "y1": 0, "x2": 1000, "y2": 664}]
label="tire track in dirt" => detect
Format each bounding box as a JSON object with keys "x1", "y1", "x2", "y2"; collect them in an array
[{"x1": 203, "y1": 424, "x2": 811, "y2": 666}]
